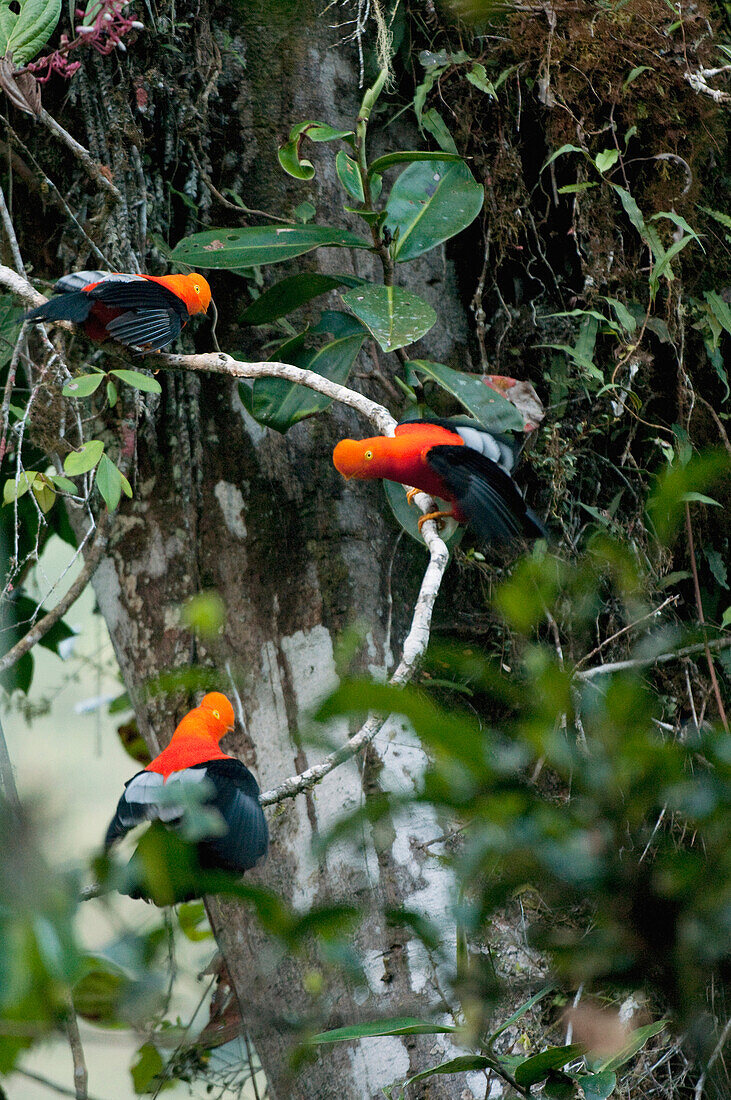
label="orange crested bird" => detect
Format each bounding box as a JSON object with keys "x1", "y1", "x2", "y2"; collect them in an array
[
  {"x1": 333, "y1": 417, "x2": 546, "y2": 545},
  {"x1": 105, "y1": 692, "x2": 268, "y2": 894},
  {"x1": 24, "y1": 270, "x2": 212, "y2": 350}
]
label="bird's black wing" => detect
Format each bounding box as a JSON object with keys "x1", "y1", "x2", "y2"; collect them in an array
[
  {"x1": 104, "y1": 767, "x2": 210, "y2": 847},
  {"x1": 426, "y1": 445, "x2": 546, "y2": 544},
  {"x1": 192, "y1": 759, "x2": 269, "y2": 874},
  {"x1": 87, "y1": 278, "x2": 190, "y2": 317},
  {"x1": 105, "y1": 308, "x2": 182, "y2": 350}
]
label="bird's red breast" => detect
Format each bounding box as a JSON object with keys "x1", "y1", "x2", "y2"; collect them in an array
[{"x1": 146, "y1": 692, "x2": 235, "y2": 779}]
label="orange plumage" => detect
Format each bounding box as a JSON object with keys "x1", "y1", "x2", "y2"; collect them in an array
[
  {"x1": 146, "y1": 692, "x2": 235, "y2": 779},
  {"x1": 24, "y1": 270, "x2": 212, "y2": 350}
]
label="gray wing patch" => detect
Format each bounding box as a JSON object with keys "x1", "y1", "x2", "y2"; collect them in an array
[
  {"x1": 106, "y1": 308, "x2": 180, "y2": 349},
  {"x1": 54, "y1": 271, "x2": 142, "y2": 293},
  {"x1": 454, "y1": 425, "x2": 516, "y2": 474}
]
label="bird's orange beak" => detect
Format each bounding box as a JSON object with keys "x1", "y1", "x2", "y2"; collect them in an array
[{"x1": 333, "y1": 438, "x2": 363, "y2": 480}]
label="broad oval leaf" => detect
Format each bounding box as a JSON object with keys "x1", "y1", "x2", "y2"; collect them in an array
[
  {"x1": 241, "y1": 272, "x2": 364, "y2": 325},
  {"x1": 577, "y1": 1070, "x2": 617, "y2": 1100},
  {"x1": 31, "y1": 475, "x2": 55, "y2": 513},
  {"x1": 342, "y1": 284, "x2": 436, "y2": 352},
  {"x1": 64, "y1": 439, "x2": 104, "y2": 477},
  {"x1": 95, "y1": 454, "x2": 132, "y2": 512},
  {"x1": 310, "y1": 1016, "x2": 457, "y2": 1044},
  {"x1": 240, "y1": 325, "x2": 365, "y2": 434},
  {"x1": 409, "y1": 360, "x2": 525, "y2": 432},
  {"x1": 2, "y1": 0, "x2": 61, "y2": 65},
  {"x1": 386, "y1": 159, "x2": 483, "y2": 262},
  {"x1": 336, "y1": 150, "x2": 364, "y2": 202},
  {"x1": 62, "y1": 372, "x2": 104, "y2": 398},
  {"x1": 110, "y1": 369, "x2": 162, "y2": 394},
  {"x1": 514, "y1": 1044, "x2": 586, "y2": 1087},
  {"x1": 171, "y1": 225, "x2": 371, "y2": 269},
  {"x1": 3, "y1": 469, "x2": 37, "y2": 505}
]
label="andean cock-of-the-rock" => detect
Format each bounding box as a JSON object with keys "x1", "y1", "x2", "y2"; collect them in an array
[
  {"x1": 333, "y1": 417, "x2": 546, "y2": 545},
  {"x1": 24, "y1": 269, "x2": 212, "y2": 350},
  {"x1": 105, "y1": 692, "x2": 268, "y2": 889}
]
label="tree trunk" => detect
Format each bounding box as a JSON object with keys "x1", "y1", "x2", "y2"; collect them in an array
[{"x1": 52, "y1": 3, "x2": 475, "y2": 1096}]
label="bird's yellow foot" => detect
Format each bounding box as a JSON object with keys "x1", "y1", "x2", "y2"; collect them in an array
[
  {"x1": 406, "y1": 487, "x2": 420, "y2": 506},
  {"x1": 417, "y1": 510, "x2": 453, "y2": 532}
]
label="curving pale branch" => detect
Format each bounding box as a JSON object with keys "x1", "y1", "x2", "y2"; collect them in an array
[{"x1": 0, "y1": 268, "x2": 452, "y2": 810}]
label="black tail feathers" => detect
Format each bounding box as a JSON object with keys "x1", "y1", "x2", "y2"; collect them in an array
[{"x1": 24, "y1": 291, "x2": 94, "y2": 325}]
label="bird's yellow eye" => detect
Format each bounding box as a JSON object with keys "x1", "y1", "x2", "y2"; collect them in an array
[
  {"x1": 194, "y1": 284, "x2": 200, "y2": 294},
  {"x1": 364, "y1": 450, "x2": 373, "y2": 460},
  {"x1": 212, "y1": 709, "x2": 220, "y2": 719}
]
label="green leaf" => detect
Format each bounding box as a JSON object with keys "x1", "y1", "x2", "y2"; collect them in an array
[
  {"x1": 577, "y1": 1070, "x2": 617, "y2": 1100},
  {"x1": 401, "y1": 1055, "x2": 499, "y2": 1092},
  {"x1": 3, "y1": 470, "x2": 37, "y2": 505},
  {"x1": 558, "y1": 183, "x2": 598, "y2": 194},
  {"x1": 110, "y1": 369, "x2": 162, "y2": 394},
  {"x1": 488, "y1": 984, "x2": 556, "y2": 1041},
  {"x1": 623, "y1": 65, "x2": 652, "y2": 89},
  {"x1": 177, "y1": 902, "x2": 212, "y2": 942},
  {"x1": 336, "y1": 150, "x2": 364, "y2": 202},
  {"x1": 310, "y1": 1016, "x2": 457, "y2": 1044},
  {"x1": 720, "y1": 606, "x2": 731, "y2": 629},
  {"x1": 64, "y1": 440, "x2": 104, "y2": 477},
  {"x1": 278, "y1": 120, "x2": 354, "y2": 181},
  {"x1": 171, "y1": 225, "x2": 371, "y2": 269},
  {"x1": 31, "y1": 475, "x2": 55, "y2": 514},
  {"x1": 0, "y1": 0, "x2": 61, "y2": 66},
  {"x1": 244, "y1": 329, "x2": 365, "y2": 433},
  {"x1": 62, "y1": 373, "x2": 104, "y2": 398},
  {"x1": 180, "y1": 591, "x2": 226, "y2": 637},
  {"x1": 73, "y1": 958, "x2": 128, "y2": 1025},
  {"x1": 408, "y1": 360, "x2": 525, "y2": 432},
  {"x1": 543, "y1": 1072, "x2": 579, "y2": 1099},
  {"x1": 514, "y1": 1045, "x2": 586, "y2": 1086},
  {"x1": 48, "y1": 474, "x2": 77, "y2": 493},
  {"x1": 240, "y1": 273, "x2": 364, "y2": 325},
  {"x1": 131, "y1": 1042, "x2": 166, "y2": 1094},
  {"x1": 106, "y1": 380, "x2": 117, "y2": 407},
  {"x1": 595, "y1": 149, "x2": 619, "y2": 174},
  {"x1": 342, "y1": 284, "x2": 436, "y2": 351},
  {"x1": 95, "y1": 454, "x2": 131, "y2": 511},
  {"x1": 705, "y1": 290, "x2": 731, "y2": 336},
  {"x1": 466, "y1": 62, "x2": 497, "y2": 96},
  {"x1": 647, "y1": 451, "x2": 729, "y2": 544},
  {"x1": 367, "y1": 150, "x2": 463, "y2": 179},
  {"x1": 420, "y1": 108, "x2": 458, "y2": 153},
  {"x1": 598, "y1": 1020, "x2": 668, "y2": 1072},
  {"x1": 294, "y1": 200, "x2": 316, "y2": 223},
  {"x1": 609, "y1": 183, "x2": 646, "y2": 238},
  {"x1": 602, "y1": 297, "x2": 637, "y2": 333},
  {"x1": 681, "y1": 491, "x2": 721, "y2": 506},
  {"x1": 542, "y1": 144, "x2": 584, "y2": 171},
  {"x1": 386, "y1": 159, "x2": 484, "y2": 262}
]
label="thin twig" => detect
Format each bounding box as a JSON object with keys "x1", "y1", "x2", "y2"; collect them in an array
[
  {"x1": 0, "y1": 511, "x2": 111, "y2": 675},
  {"x1": 64, "y1": 992, "x2": 89, "y2": 1100},
  {"x1": 13, "y1": 1067, "x2": 105, "y2": 1100},
  {"x1": 575, "y1": 595, "x2": 679, "y2": 670},
  {"x1": 0, "y1": 181, "x2": 25, "y2": 275},
  {"x1": 0, "y1": 712, "x2": 21, "y2": 811},
  {"x1": 38, "y1": 108, "x2": 121, "y2": 204},
  {"x1": 685, "y1": 503, "x2": 729, "y2": 732},
  {"x1": 574, "y1": 635, "x2": 731, "y2": 681}
]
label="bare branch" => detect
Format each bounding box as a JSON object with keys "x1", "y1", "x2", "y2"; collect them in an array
[
  {"x1": 259, "y1": 519, "x2": 449, "y2": 806},
  {"x1": 63, "y1": 992, "x2": 89, "y2": 1100},
  {"x1": 38, "y1": 108, "x2": 122, "y2": 204},
  {"x1": 0, "y1": 510, "x2": 111, "y2": 675},
  {"x1": 574, "y1": 635, "x2": 731, "y2": 682},
  {"x1": 160, "y1": 351, "x2": 396, "y2": 436},
  {"x1": 0, "y1": 713, "x2": 21, "y2": 811},
  {"x1": 0, "y1": 261, "x2": 45, "y2": 307}
]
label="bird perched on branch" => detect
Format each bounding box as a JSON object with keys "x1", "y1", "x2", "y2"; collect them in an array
[
  {"x1": 105, "y1": 692, "x2": 268, "y2": 899},
  {"x1": 24, "y1": 270, "x2": 211, "y2": 350},
  {"x1": 333, "y1": 417, "x2": 546, "y2": 545}
]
